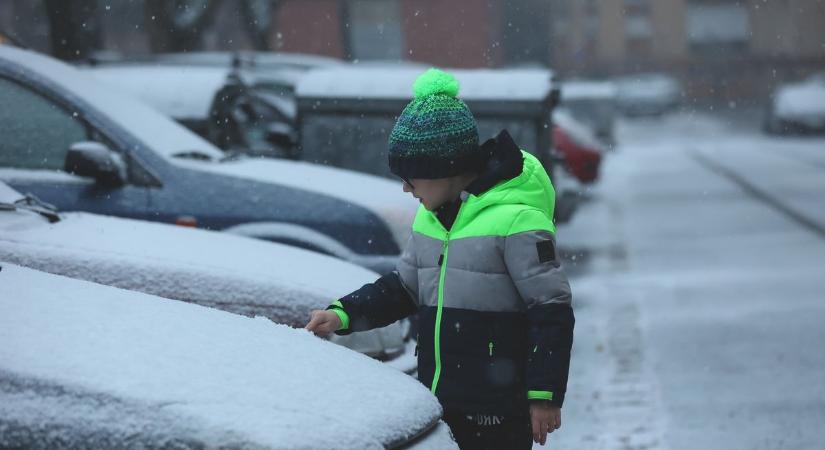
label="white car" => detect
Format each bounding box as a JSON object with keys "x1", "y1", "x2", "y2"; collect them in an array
[
  {"x1": 614, "y1": 73, "x2": 682, "y2": 117},
  {"x1": 0, "y1": 263, "x2": 456, "y2": 449},
  {"x1": 0, "y1": 182, "x2": 415, "y2": 373},
  {"x1": 765, "y1": 72, "x2": 825, "y2": 134}
]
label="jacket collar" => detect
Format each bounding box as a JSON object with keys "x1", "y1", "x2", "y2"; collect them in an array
[
  {"x1": 465, "y1": 129, "x2": 524, "y2": 197},
  {"x1": 434, "y1": 129, "x2": 524, "y2": 230}
]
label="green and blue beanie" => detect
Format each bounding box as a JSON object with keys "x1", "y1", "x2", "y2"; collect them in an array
[{"x1": 388, "y1": 68, "x2": 482, "y2": 179}]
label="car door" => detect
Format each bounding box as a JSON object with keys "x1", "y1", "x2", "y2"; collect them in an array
[{"x1": 0, "y1": 75, "x2": 151, "y2": 218}]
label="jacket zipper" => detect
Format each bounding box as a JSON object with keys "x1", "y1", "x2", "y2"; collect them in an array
[
  {"x1": 431, "y1": 200, "x2": 464, "y2": 395},
  {"x1": 489, "y1": 341, "x2": 494, "y2": 357}
]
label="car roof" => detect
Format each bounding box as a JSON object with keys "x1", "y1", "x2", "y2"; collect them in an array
[
  {"x1": 84, "y1": 64, "x2": 304, "y2": 120},
  {"x1": 561, "y1": 80, "x2": 618, "y2": 100},
  {"x1": 0, "y1": 46, "x2": 224, "y2": 161},
  {"x1": 151, "y1": 51, "x2": 343, "y2": 71},
  {"x1": 0, "y1": 263, "x2": 441, "y2": 449},
  {"x1": 296, "y1": 66, "x2": 555, "y2": 101},
  {"x1": 84, "y1": 65, "x2": 236, "y2": 120}
]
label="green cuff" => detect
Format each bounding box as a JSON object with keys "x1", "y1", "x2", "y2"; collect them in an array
[
  {"x1": 527, "y1": 390, "x2": 554, "y2": 401},
  {"x1": 328, "y1": 301, "x2": 350, "y2": 330}
]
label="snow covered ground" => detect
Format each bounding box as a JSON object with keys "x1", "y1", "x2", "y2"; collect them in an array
[{"x1": 545, "y1": 112, "x2": 825, "y2": 449}]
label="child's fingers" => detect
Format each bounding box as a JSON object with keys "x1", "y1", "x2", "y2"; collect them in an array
[
  {"x1": 305, "y1": 311, "x2": 323, "y2": 331},
  {"x1": 531, "y1": 416, "x2": 541, "y2": 443}
]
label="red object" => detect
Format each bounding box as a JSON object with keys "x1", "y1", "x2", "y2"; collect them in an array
[
  {"x1": 175, "y1": 216, "x2": 198, "y2": 228},
  {"x1": 552, "y1": 125, "x2": 603, "y2": 184}
]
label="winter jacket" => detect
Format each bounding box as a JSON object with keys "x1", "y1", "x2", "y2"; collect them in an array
[{"x1": 328, "y1": 130, "x2": 574, "y2": 416}]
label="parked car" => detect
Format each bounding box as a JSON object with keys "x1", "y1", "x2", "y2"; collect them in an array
[
  {"x1": 82, "y1": 50, "x2": 343, "y2": 157},
  {"x1": 764, "y1": 72, "x2": 825, "y2": 134},
  {"x1": 0, "y1": 46, "x2": 417, "y2": 274},
  {"x1": 0, "y1": 181, "x2": 415, "y2": 371},
  {"x1": 83, "y1": 64, "x2": 298, "y2": 159},
  {"x1": 294, "y1": 66, "x2": 578, "y2": 223},
  {"x1": 560, "y1": 79, "x2": 619, "y2": 147},
  {"x1": 553, "y1": 109, "x2": 606, "y2": 185},
  {"x1": 613, "y1": 72, "x2": 682, "y2": 117},
  {"x1": 0, "y1": 262, "x2": 456, "y2": 449}
]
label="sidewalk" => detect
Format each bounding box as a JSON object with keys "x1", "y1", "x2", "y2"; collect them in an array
[{"x1": 545, "y1": 113, "x2": 825, "y2": 449}]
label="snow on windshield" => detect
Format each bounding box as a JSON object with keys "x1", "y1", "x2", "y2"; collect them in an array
[{"x1": 0, "y1": 46, "x2": 224, "y2": 161}]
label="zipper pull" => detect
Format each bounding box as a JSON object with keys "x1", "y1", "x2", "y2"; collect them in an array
[
  {"x1": 488, "y1": 341, "x2": 494, "y2": 357},
  {"x1": 437, "y1": 254, "x2": 444, "y2": 266}
]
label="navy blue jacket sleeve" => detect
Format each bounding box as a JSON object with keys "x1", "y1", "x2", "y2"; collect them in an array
[{"x1": 329, "y1": 271, "x2": 418, "y2": 336}]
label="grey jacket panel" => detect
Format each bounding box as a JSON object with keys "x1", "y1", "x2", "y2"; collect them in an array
[
  {"x1": 442, "y1": 268, "x2": 524, "y2": 312},
  {"x1": 396, "y1": 234, "x2": 420, "y2": 305},
  {"x1": 412, "y1": 232, "x2": 444, "y2": 269},
  {"x1": 418, "y1": 267, "x2": 441, "y2": 308},
  {"x1": 443, "y1": 237, "x2": 508, "y2": 275},
  {"x1": 406, "y1": 229, "x2": 571, "y2": 312},
  {"x1": 504, "y1": 230, "x2": 572, "y2": 308}
]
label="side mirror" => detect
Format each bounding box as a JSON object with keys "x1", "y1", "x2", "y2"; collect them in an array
[{"x1": 64, "y1": 142, "x2": 127, "y2": 186}]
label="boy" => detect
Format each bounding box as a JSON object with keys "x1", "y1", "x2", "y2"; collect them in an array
[{"x1": 306, "y1": 69, "x2": 574, "y2": 449}]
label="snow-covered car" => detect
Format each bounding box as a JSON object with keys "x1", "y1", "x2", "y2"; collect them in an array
[
  {"x1": 764, "y1": 72, "x2": 825, "y2": 134},
  {"x1": 614, "y1": 72, "x2": 682, "y2": 117},
  {"x1": 82, "y1": 51, "x2": 343, "y2": 159},
  {"x1": 295, "y1": 66, "x2": 560, "y2": 179},
  {"x1": 553, "y1": 109, "x2": 606, "y2": 185},
  {"x1": 293, "y1": 65, "x2": 578, "y2": 224},
  {"x1": 0, "y1": 263, "x2": 456, "y2": 449},
  {"x1": 0, "y1": 181, "x2": 415, "y2": 372},
  {"x1": 0, "y1": 46, "x2": 418, "y2": 274},
  {"x1": 560, "y1": 79, "x2": 618, "y2": 147},
  {"x1": 83, "y1": 64, "x2": 300, "y2": 159}
]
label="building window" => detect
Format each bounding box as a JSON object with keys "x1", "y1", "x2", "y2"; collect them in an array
[
  {"x1": 625, "y1": 5, "x2": 652, "y2": 59},
  {"x1": 686, "y1": 3, "x2": 750, "y2": 57},
  {"x1": 347, "y1": 0, "x2": 403, "y2": 61}
]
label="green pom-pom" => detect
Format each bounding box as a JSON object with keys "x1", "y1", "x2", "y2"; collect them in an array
[{"x1": 413, "y1": 68, "x2": 460, "y2": 99}]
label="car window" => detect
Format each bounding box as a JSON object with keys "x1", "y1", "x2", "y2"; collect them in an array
[{"x1": 0, "y1": 76, "x2": 89, "y2": 171}]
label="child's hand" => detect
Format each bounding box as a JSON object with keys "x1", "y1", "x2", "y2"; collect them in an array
[
  {"x1": 530, "y1": 401, "x2": 561, "y2": 446},
  {"x1": 305, "y1": 310, "x2": 342, "y2": 336}
]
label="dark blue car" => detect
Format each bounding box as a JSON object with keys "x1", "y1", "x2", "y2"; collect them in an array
[{"x1": 0, "y1": 46, "x2": 405, "y2": 273}]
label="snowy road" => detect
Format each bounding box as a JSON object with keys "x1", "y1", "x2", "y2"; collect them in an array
[{"x1": 546, "y1": 113, "x2": 825, "y2": 450}]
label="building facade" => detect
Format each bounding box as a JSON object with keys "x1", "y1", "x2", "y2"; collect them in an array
[{"x1": 2, "y1": 0, "x2": 823, "y2": 102}]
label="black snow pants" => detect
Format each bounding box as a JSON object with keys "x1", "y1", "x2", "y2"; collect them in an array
[{"x1": 442, "y1": 409, "x2": 533, "y2": 450}]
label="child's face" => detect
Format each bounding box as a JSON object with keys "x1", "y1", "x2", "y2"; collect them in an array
[{"x1": 402, "y1": 178, "x2": 453, "y2": 211}]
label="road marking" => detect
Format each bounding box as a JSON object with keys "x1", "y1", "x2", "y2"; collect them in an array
[{"x1": 690, "y1": 150, "x2": 825, "y2": 240}]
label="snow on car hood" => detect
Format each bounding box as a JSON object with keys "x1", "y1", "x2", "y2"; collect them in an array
[
  {"x1": 0, "y1": 192, "x2": 406, "y2": 360},
  {"x1": 0, "y1": 210, "x2": 375, "y2": 327},
  {"x1": 0, "y1": 263, "x2": 443, "y2": 449},
  {"x1": 176, "y1": 157, "x2": 419, "y2": 248},
  {"x1": 0, "y1": 181, "x2": 23, "y2": 202}
]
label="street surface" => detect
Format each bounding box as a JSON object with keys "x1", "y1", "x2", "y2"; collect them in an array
[{"x1": 546, "y1": 112, "x2": 825, "y2": 450}]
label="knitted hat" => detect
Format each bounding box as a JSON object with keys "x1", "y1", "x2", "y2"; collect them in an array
[{"x1": 388, "y1": 68, "x2": 482, "y2": 179}]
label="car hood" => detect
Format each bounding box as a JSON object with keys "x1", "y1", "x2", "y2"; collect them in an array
[
  {"x1": 0, "y1": 206, "x2": 407, "y2": 354},
  {"x1": 0, "y1": 263, "x2": 443, "y2": 449},
  {"x1": 175, "y1": 157, "x2": 419, "y2": 248}
]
